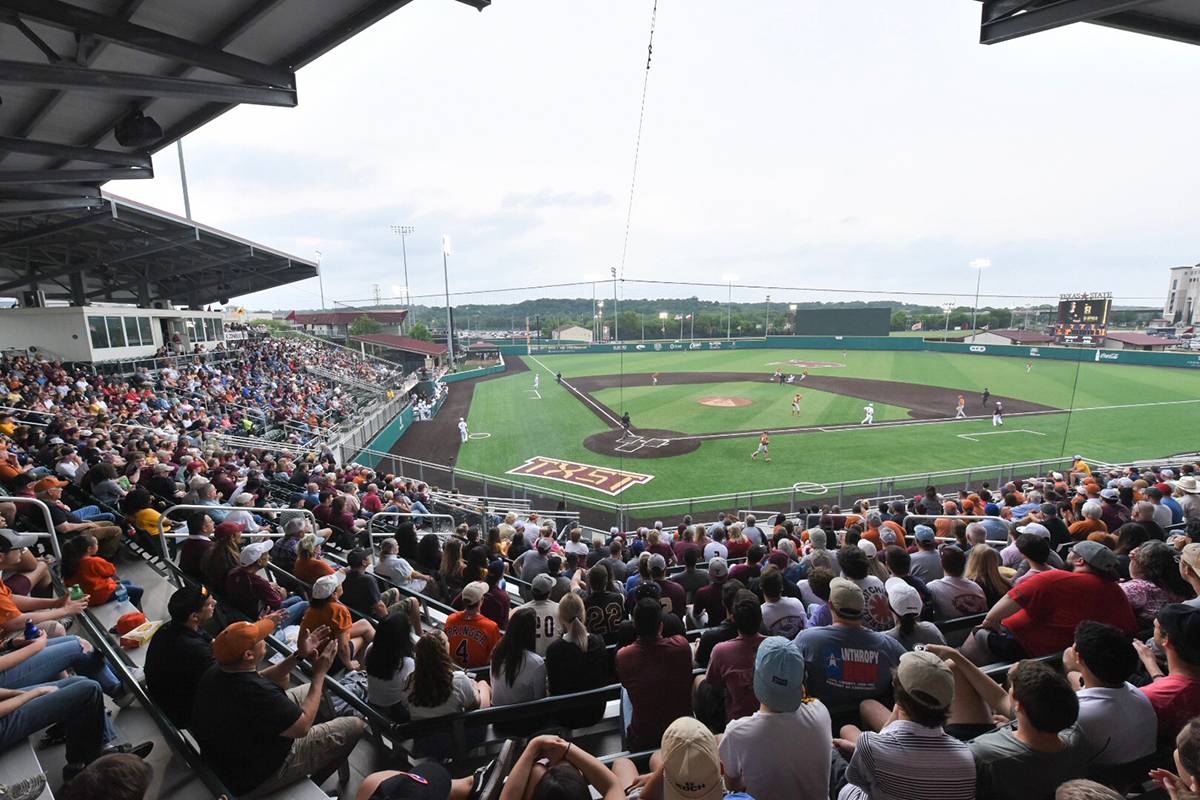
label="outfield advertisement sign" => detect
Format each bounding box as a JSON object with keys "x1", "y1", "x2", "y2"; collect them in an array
[{"x1": 507, "y1": 456, "x2": 654, "y2": 496}]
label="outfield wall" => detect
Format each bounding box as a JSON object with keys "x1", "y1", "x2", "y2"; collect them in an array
[{"x1": 497, "y1": 335, "x2": 1200, "y2": 368}]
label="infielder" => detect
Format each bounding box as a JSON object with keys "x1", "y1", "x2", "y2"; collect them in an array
[
  {"x1": 457, "y1": 417, "x2": 469, "y2": 442},
  {"x1": 992, "y1": 401, "x2": 1004, "y2": 427},
  {"x1": 751, "y1": 431, "x2": 771, "y2": 461},
  {"x1": 792, "y1": 393, "x2": 803, "y2": 416},
  {"x1": 799, "y1": 369, "x2": 809, "y2": 382},
  {"x1": 861, "y1": 403, "x2": 875, "y2": 425},
  {"x1": 955, "y1": 394, "x2": 966, "y2": 419},
  {"x1": 1025, "y1": 362, "x2": 1033, "y2": 373},
  {"x1": 651, "y1": 372, "x2": 660, "y2": 386},
  {"x1": 533, "y1": 373, "x2": 540, "y2": 390},
  {"x1": 981, "y1": 388, "x2": 991, "y2": 406}
]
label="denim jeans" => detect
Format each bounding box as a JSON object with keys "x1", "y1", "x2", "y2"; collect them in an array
[
  {"x1": 0, "y1": 677, "x2": 113, "y2": 764},
  {"x1": 280, "y1": 595, "x2": 307, "y2": 627},
  {"x1": 0, "y1": 636, "x2": 121, "y2": 697},
  {"x1": 73, "y1": 505, "x2": 117, "y2": 524}
]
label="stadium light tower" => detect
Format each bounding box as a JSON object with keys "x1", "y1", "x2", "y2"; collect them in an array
[
  {"x1": 390, "y1": 225, "x2": 414, "y2": 318},
  {"x1": 722, "y1": 273, "x2": 737, "y2": 340},
  {"x1": 315, "y1": 250, "x2": 325, "y2": 310},
  {"x1": 942, "y1": 302, "x2": 955, "y2": 337},
  {"x1": 442, "y1": 235, "x2": 454, "y2": 364},
  {"x1": 764, "y1": 294, "x2": 771, "y2": 336},
  {"x1": 610, "y1": 266, "x2": 619, "y2": 341},
  {"x1": 969, "y1": 258, "x2": 991, "y2": 334},
  {"x1": 789, "y1": 303, "x2": 798, "y2": 333},
  {"x1": 658, "y1": 311, "x2": 668, "y2": 335}
]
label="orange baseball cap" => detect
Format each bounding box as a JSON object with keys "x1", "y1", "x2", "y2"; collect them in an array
[
  {"x1": 212, "y1": 618, "x2": 276, "y2": 665},
  {"x1": 32, "y1": 477, "x2": 68, "y2": 492}
]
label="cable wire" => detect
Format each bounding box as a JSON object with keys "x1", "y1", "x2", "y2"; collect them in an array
[{"x1": 617, "y1": 0, "x2": 659, "y2": 284}]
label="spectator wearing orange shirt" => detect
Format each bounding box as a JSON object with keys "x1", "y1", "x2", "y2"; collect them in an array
[
  {"x1": 1069, "y1": 501, "x2": 1108, "y2": 542},
  {"x1": 61, "y1": 534, "x2": 143, "y2": 610},
  {"x1": 298, "y1": 571, "x2": 374, "y2": 673},
  {"x1": 292, "y1": 533, "x2": 335, "y2": 586},
  {"x1": 443, "y1": 581, "x2": 501, "y2": 668}
]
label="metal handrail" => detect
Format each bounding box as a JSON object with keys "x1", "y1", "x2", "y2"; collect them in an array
[
  {"x1": 0, "y1": 496, "x2": 64, "y2": 562},
  {"x1": 155, "y1": 504, "x2": 319, "y2": 587},
  {"x1": 366, "y1": 512, "x2": 458, "y2": 544}
]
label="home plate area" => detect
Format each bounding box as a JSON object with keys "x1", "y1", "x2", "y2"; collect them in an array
[{"x1": 616, "y1": 435, "x2": 673, "y2": 453}]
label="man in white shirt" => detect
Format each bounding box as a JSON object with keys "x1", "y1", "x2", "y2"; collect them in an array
[
  {"x1": 1063, "y1": 620, "x2": 1158, "y2": 765},
  {"x1": 760, "y1": 569, "x2": 807, "y2": 639},
  {"x1": 719, "y1": 637, "x2": 831, "y2": 800},
  {"x1": 925, "y1": 546, "x2": 986, "y2": 619},
  {"x1": 374, "y1": 537, "x2": 432, "y2": 595},
  {"x1": 457, "y1": 417, "x2": 469, "y2": 443},
  {"x1": 522, "y1": 573, "x2": 560, "y2": 657}
]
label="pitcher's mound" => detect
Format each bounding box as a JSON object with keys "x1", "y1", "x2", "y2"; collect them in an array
[{"x1": 698, "y1": 396, "x2": 752, "y2": 408}]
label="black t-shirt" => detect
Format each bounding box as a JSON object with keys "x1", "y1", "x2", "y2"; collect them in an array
[
  {"x1": 1042, "y1": 517, "x2": 1071, "y2": 548},
  {"x1": 341, "y1": 571, "x2": 382, "y2": 617},
  {"x1": 47, "y1": 504, "x2": 79, "y2": 527},
  {"x1": 615, "y1": 612, "x2": 684, "y2": 648},
  {"x1": 144, "y1": 623, "x2": 214, "y2": 728},
  {"x1": 191, "y1": 666, "x2": 301, "y2": 794},
  {"x1": 545, "y1": 633, "x2": 610, "y2": 728},
  {"x1": 584, "y1": 591, "x2": 626, "y2": 638},
  {"x1": 695, "y1": 620, "x2": 737, "y2": 667}
]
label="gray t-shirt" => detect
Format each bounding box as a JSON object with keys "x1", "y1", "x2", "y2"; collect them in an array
[
  {"x1": 908, "y1": 549, "x2": 944, "y2": 581},
  {"x1": 598, "y1": 556, "x2": 628, "y2": 583},
  {"x1": 403, "y1": 670, "x2": 479, "y2": 720},
  {"x1": 969, "y1": 725, "x2": 1090, "y2": 800},
  {"x1": 794, "y1": 625, "x2": 907, "y2": 707},
  {"x1": 1075, "y1": 684, "x2": 1158, "y2": 765},
  {"x1": 720, "y1": 702, "x2": 833, "y2": 800},
  {"x1": 515, "y1": 550, "x2": 549, "y2": 583},
  {"x1": 884, "y1": 621, "x2": 947, "y2": 650}
]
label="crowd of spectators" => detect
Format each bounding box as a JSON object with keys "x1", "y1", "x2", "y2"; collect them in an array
[{"x1": 6, "y1": 339, "x2": 1200, "y2": 799}]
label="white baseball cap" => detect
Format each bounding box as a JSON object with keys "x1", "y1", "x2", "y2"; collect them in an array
[
  {"x1": 238, "y1": 540, "x2": 273, "y2": 566},
  {"x1": 1016, "y1": 522, "x2": 1051, "y2": 539},
  {"x1": 885, "y1": 577, "x2": 923, "y2": 617},
  {"x1": 311, "y1": 570, "x2": 346, "y2": 600}
]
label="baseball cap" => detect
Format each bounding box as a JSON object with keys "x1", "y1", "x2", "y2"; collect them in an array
[
  {"x1": 311, "y1": 570, "x2": 346, "y2": 600},
  {"x1": 857, "y1": 539, "x2": 877, "y2": 559},
  {"x1": 896, "y1": 649, "x2": 955, "y2": 710},
  {"x1": 753, "y1": 636, "x2": 807, "y2": 712},
  {"x1": 32, "y1": 477, "x2": 67, "y2": 493},
  {"x1": 213, "y1": 618, "x2": 277, "y2": 665},
  {"x1": 885, "y1": 577, "x2": 923, "y2": 617},
  {"x1": 649, "y1": 553, "x2": 667, "y2": 573},
  {"x1": 1015, "y1": 522, "x2": 1051, "y2": 539},
  {"x1": 1162, "y1": 468, "x2": 1177, "y2": 478},
  {"x1": 1146, "y1": 486, "x2": 1164, "y2": 501},
  {"x1": 1071, "y1": 540, "x2": 1119, "y2": 575},
  {"x1": 707, "y1": 557, "x2": 728, "y2": 579},
  {"x1": 530, "y1": 573, "x2": 555, "y2": 599},
  {"x1": 214, "y1": 521, "x2": 245, "y2": 541},
  {"x1": 535, "y1": 538, "x2": 552, "y2": 554},
  {"x1": 238, "y1": 540, "x2": 273, "y2": 566},
  {"x1": 767, "y1": 551, "x2": 789, "y2": 571},
  {"x1": 347, "y1": 548, "x2": 371, "y2": 568},
  {"x1": 1159, "y1": 604, "x2": 1200, "y2": 662},
  {"x1": 1182, "y1": 544, "x2": 1200, "y2": 573},
  {"x1": 1118, "y1": 477, "x2": 1134, "y2": 489},
  {"x1": 1100, "y1": 488, "x2": 1120, "y2": 501},
  {"x1": 880, "y1": 528, "x2": 897, "y2": 545},
  {"x1": 167, "y1": 583, "x2": 210, "y2": 622},
  {"x1": 660, "y1": 717, "x2": 724, "y2": 800},
  {"x1": 913, "y1": 525, "x2": 935, "y2": 542},
  {"x1": 369, "y1": 762, "x2": 453, "y2": 800},
  {"x1": 808, "y1": 529, "x2": 827, "y2": 549},
  {"x1": 1040, "y1": 503, "x2": 1059, "y2": 516},
  {"x1": 487, "y1": 558, "x2": 506, "y2": 580},
  {"x1": 0, "y1": 528, "x2": 38, "y2": 551},
  {"x1": 461, "y1": 580, "x2": 488, "y2": 606},
  {"x1": 828, "y1": 577, "x2": 864, "y2": 619}
]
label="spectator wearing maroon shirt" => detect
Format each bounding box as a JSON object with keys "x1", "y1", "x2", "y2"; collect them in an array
[
  {"x1": 670, "y1": 524, "x2": 700, "y2": 565},
  {"x1": 703, "y1": 593, "x2": 766, "y2": 727},
  {"x1": 224, "y1": 541, "x2": 307, "y2": 626},
  {"x1": 179, "y1": 511, "x2": 214, "y2": 582},
  {"x1": 312, "y1": 491, "x2": 334, "y2": 526},
  {"x1": 648, "y1": 554, "x2": 686, "y2": 618},
  {"x1": 729, "y1": 545, "x2": 764, "y2": 585},
  {"x1": 361, "y1": 484, "x2": 383, "y2": 515},
  {"x1": 1136, "y1": 604, "x2": 1200, "y2": 740},
  {"x1": 965, "y1": 540, "x2": 1136, "y2": 664},
  {"x1": 693, "y1": 557, "x2": 730, "y2": 627},
  {"x1": 616, "y1": 598, "x2": 694, "y2": 751}
]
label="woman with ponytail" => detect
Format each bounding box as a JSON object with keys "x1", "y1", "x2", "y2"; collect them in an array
[
  {"x1": 883, "y1": 577, "x2": 945, "y2": 650},
  {"x1": 545, "y1": 592, "x2": 611, "y2": 727}
]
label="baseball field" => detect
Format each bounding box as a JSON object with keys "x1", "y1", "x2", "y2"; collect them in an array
[{"x1": 429, "y1": 347, "x2": 1200, "y2": 511}]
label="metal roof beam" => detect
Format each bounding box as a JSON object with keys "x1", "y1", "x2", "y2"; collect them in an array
[
  {"x1": 0, "y1": 0, "x2": 295, "y2": 89},
  {"x1": 980, "y1": 0, "x2": 1158, "y2": 43},
  {"x1": 0, "y1": 136, "x2": 150, "y2": 168},
  {"x1": 0, "y1": 60, "x2": 297, "y2": 107},
  {"x1": 0, "y1": 209, "x2": 110, "y2": 248},
  {"x1": 0, "y1": 184, "x2": 101, "y2": 199},
  {"x1": 0, "y1": 229, "x2": 196, "y2": 292},
  {"x1": 0, "y1": 197, "x2": 106, "y2": 217},
  {"x1": 0, "y1": 167, "x2": 151, "y2": 184},
  {"x1": 1092, "y1": 9, "x2": 1200, "y2": 46},
  {"x1": 87, "y1": 248, "x2": 255, "y2": 298}
]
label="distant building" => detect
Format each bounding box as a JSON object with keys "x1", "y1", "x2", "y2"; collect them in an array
[
  {"x1": 287, "y1": 310, "x2": 408, "y2": 341},
  {"x1": 551, "y1": 324, "x2": 593, "y2": 343},
  {"x1": 350, "y1": 333, "x2": 447, "y2": 372},
  {"x1": 964, "y1": 328, "x2": 1055, "y2": 346},
  {"x1": 1166, "y1": 264, "x2": 1200, "y2": 325},
  {"x1": 1101, "y1": 331, "x2": 1179, "y2": 351}
]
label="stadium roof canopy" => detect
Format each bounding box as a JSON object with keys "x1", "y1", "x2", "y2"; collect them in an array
[
  {"x1": 0, "y1": 192, "x2": 317, "y2": 306},
  {"x1": 977, "y1": 0, "x2": 1200, "y2": 46},
  {"x1": 0, "y1": 0, "x2": 488, "y2": 305}
]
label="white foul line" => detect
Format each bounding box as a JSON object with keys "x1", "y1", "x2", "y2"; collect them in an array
[
  {"x1": 957, "y1": 429, "x2": 1048, "y2": 442},
  {"x1": 527, "y1": 355, "x2": 622, "y2": 426}
]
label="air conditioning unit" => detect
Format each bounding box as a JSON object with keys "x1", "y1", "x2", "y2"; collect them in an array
[
  {"x1": 149, "y1": 300, "x2": 171, "y2": 310},
  {"x1": 20, "y1": 290, "x2": 46, "y2": 308}
]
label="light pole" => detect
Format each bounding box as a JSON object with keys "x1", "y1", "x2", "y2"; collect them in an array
[
  {"x1": 390, "y1": 225, "x2": 414, "y2": 322},
  {"x1": 658, "y1": 311, "x2": 668, "y2": 336},
  {"x1": 764, "y1": 294, "x2": 771, "y2": 336},
  {"x1": 722, "y1": 273, "x2": 736, "y2": 339},
  {"x1": 597, "y1": 299, "x2": 605, "y2": 341},
  {"x1": 610, "y1": 266, "x2": 619, "y2": 342},
  {"x1": 314, "y1": 250, "x2": 325, "y2": 311},
  {"x1": 942, "y1": 302, "x2": 955, "y2": 337},
  {"x1": 788, "y1": 303, "x2": 797, "y2": 334},
  {"x1": 442, "y1": 235, "x2": 454, "y2": 364},
  {"x1": 969, "y1": 258, "x2": 990, "y2": 334}
]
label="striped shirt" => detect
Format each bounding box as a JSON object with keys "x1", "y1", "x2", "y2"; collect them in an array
[{"x1": 838, "y1": 719, "x2": 976, "y2": 800}]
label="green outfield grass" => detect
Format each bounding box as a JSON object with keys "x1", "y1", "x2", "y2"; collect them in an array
[
  {"x1": 590, "y1": 381, "x2": 910, "y2": 433},
  {"x1": 452, "y1": 349, "x2": 1200, "y2": 510}
]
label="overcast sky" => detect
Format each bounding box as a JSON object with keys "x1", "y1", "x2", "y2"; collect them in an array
[{"x1": 115, "y1": 0, "x2": 1199, "y2": 313}]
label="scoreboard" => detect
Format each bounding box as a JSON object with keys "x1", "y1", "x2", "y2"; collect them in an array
[{"x1": 1055, "y1": 293, "x2": 1111, "y2": 345}]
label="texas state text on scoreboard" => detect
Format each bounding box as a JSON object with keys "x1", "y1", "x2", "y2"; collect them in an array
[{"x1": 1054, "y1": 293, "x2": 1112, "y2": 345}]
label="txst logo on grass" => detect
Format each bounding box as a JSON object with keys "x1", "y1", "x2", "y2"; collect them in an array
[{"x1": 507, "y1": 456, "x2": 654, "y2": 496}]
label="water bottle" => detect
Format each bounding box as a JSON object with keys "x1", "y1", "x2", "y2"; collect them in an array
[
  {"x1": 69, "y1": 584, "x2": 85, "y2": 601},
  {"x1": 23, "y1": 619, "x2": 39, "y2": 641},
  {"x1": 113, "y1": 584, "x2": 129, "y2": 604}
]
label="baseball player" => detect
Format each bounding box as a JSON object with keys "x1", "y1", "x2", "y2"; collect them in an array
[
  {"x1": 651, "y1": 372, "x2": 660, "y2": 386},
  {"x1": 955, "y1": 394, "x2": 966, "y2": 419},
  {"x1": 458, "y1": 417, "x2": 469, "y2": 442},
  {"x1": 992, "y1": 401, "x2": 1004, "y2": 427},
  {"x1": 751, "y1": 431, "x2": 770, "y2": 461},
  {"x1": 621, "y1": 411, "x2": 632, "y2": 438},
  {"x1": 791, "y1": 393, "x2": 803, "y2": 416},
  {"x1": 981, "y1": 388, "x2": 991, "y2": 406},
  {"x1": 533, "y1": 373, "x2": 540, "y2": 390},
  {"x1": 799, "y1": 369, "x2": 809, "y2": 382},
  {"x1": 1025, "y1": 361, "x2": 1033, "y2": 373},
  {"x1": 861, "y1": 403, "x2": 875, "y2": 425}
]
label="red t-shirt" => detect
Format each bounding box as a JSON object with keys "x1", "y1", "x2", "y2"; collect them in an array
[
  {"x1": 706, "y1": 633, "x2": 765, "y2": 722},
  {"x1": 1004, "y1": 570, "x2": 1136, "y2": 656},
  {"x1": 1141, "y1": 674, "x2": 1200, "y2": 739},
  {"x1": 616, "y1": 635, "x2": 694, "y2": 750}
]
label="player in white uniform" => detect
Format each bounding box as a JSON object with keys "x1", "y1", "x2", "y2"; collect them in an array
[
  {"x1": 533, "y1": 373, "x2": 539, "y2": 390},
  {"x1": 955, "y1": 394, "x2": 966, "y2": 419},
  {"x1": 992, "y1": 401, "x2": 1004, "y2": 427},
  {"x1": 1026, "y1": 362, "x2": 1033, "y2": 373},
  {"x1": 861, "y1": 403, "x2": 875, "y2": 425},
  {"x1": 458, "y1": 417, "x2": 469, "y2": 442}
]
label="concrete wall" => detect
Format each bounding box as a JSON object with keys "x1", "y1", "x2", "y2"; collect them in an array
[{"x1": 0, "y1": 307, "x2": 92, "y2": 361}]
